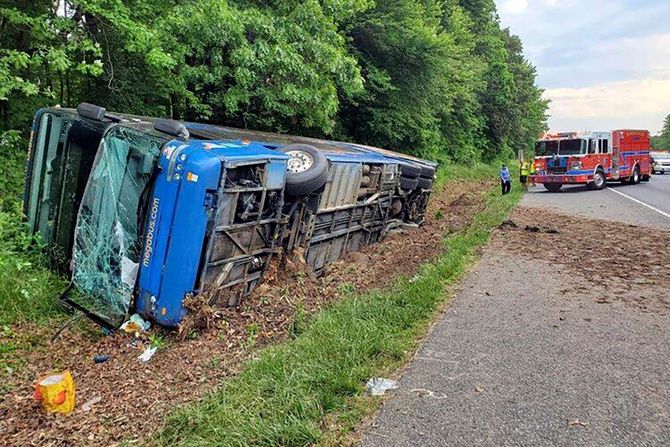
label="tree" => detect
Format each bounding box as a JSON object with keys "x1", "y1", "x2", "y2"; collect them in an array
[
  {"x1": 0, "y1": 1, "x2": 103, "y2": 131},
  {"x1": 1, "y1": 0, "x2": 548, "y2": 165},
  {"x1": 651, "y1": 114, "x2": 670, "y2": 149}
]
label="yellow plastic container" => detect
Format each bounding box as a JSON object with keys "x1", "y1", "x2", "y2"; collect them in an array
[{"x1": 34, "y1": 370, "x2": 76, "y2": 414}]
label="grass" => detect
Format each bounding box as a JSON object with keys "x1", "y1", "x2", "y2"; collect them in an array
[
  {"x1": 155, "y1": 174, "x2": 523, "y2": 447},
  {"x1": 0, "y1": 133, "x2": 67, "y2": 327}
]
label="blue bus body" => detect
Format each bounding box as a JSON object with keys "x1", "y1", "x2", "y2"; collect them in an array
[{"x1": 24, "y1": 104, "x2": 437, "y2": 328}]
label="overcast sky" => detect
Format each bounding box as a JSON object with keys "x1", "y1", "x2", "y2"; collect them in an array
[{"x1": 496, "y1": 0, "x2": 670, "y2": 134}]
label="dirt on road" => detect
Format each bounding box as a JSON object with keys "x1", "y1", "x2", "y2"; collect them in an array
[
  {"x1": 498, "y1": 206, "x2": 670, "y2": 314},
  {"x1": 0, "y1": 179, "x2": 493, "y2": 447}
]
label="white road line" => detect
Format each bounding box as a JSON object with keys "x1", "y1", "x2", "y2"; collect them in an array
[{"x1": 606, "y1": 187, "x2": 670, "y2": 219}]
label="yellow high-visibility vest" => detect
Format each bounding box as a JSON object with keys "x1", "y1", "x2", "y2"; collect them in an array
[{"x1": 520, "y1": 162, "x2": 530, "y2": 176}]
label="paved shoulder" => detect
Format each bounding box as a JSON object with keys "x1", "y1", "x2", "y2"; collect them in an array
[{"x1": 361, "y1": 209, "x2": 670, "y2": 447}]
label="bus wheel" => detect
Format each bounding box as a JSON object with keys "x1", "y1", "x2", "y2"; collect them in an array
[
  {"x1": 278, "y1": 144, "x2": 329, "y2": 196},
  {"x1": 543, "y1": 183, "x2": 562, "y2": 192}
]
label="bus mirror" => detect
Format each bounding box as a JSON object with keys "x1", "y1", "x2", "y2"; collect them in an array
[
  {"x1": 77, "y1": 102, "x2": 106, "y2": 121},
  {"x1": 154, "y1": 119, "x2": 189, "y2": 140}
]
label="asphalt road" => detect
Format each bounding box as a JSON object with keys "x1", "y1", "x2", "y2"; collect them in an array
[
  {"x1": 523, "y1": 174, "x2": 670, "y2": 229},
  {"x1": 360, "y1": 179, "x2": 670, "y2": 447}
]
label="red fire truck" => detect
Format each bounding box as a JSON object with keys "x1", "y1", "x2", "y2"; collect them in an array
[{"x1": 530, "y1": 130, "x2": 652, "y2": 192}]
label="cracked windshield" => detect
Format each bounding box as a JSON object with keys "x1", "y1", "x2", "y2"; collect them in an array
[{"x1": 71, "y1": 126, "x2": 162, "y2": 325}]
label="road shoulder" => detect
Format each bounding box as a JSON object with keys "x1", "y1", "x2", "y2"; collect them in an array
[{"x1": 361, "y1": 206, "x2": 670, "y2": 446}]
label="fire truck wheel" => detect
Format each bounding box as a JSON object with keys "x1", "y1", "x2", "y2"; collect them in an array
[
  {"x1": 589, "y1": 169, "x2": 606, "y2": 190},
  {"x1": 278, "y1": 144, "x2": 330, "y2": 196},
  {"x1": 641, "y1": 174, "x2": 650, "y2": 182},
  {"x1": 631, "y1": 166, "x2": 641, "y2": 184},
  {"x1": 543, "y1": 183, "x2": 562, "y2": 192}
]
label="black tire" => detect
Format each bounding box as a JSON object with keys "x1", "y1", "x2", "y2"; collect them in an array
[
  {"x1": 543, "y1": 183, "x2": 562, "y2": 192},
  {"x1": 399, "y1": 176, "x2": 419, "y2": 190},
  {"x1": 399, "y1": 163, "x2": 421, "y2": 178},
  {"x1": 419, "y1": 164, "x2": 436, "y2": 178},
  {"x1": 417, "y1": 176, "x2": 433, "y2": 190},
  {"x1": 631, "y1": 166, "x2": 641, "y2": 184},
  {"x1": 588, "y1": 169, "x2": 606, "y2": 190},
  {"x1": 641, "y1": 174, "x2": 651, "y2": 182},
  {"x1": 277, "y1": 144, "x2": 329, "y2": 196}
]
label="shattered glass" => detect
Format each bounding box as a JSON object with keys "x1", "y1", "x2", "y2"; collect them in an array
[{"x1": 71, "y1": 126, "x2": 163, "y2": 326}]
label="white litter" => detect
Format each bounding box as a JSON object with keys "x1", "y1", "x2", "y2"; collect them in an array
[
  {"x1": 365, "y1": 378, "x2": 399, "y2": 396},
  {"x1": 138, "y1": 346, "x2": 158, "y2": 363},
  {"x1": 82, "y1": 395, "x2": 102, "y2": 412}
]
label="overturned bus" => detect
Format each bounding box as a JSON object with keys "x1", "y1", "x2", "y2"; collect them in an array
[{"x1": 24, "y1": 104, "x2": 437, "y2": 329}]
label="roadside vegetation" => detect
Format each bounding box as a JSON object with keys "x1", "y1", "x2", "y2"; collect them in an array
[
  {"x1": 0, "y1": 133, "x2": 65, "y2": 327},
  {"x1": 651, "y1": 114, "x2": 670, "y2": 149},
  {"x1": 156, "y1": 174, "x2": 522, "y2": 447},
  {"x1": 2, "y1": 1, "x2": 547, "y2": 164}
]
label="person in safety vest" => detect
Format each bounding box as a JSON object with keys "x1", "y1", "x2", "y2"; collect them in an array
[
  {"x1": 520, "y1": 160, "x2": 530, "y2": 191},
  {"x1": 500, "y1": 164, "x2": 511, "y2": 195},
  {"x1": 529, "y1": 160, "x2": 536, "y2": 187}
]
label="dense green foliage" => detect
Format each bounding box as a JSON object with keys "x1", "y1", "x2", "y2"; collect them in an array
[
  {"x1": 651, "y1": 114, "x2": 670, "y2": 149},
  {"x1": 1, "y1": 0, "x2": 547, "y2": 163},
  {"x1": 0, "y1": 133, "x2": 66, "y2": 326}
]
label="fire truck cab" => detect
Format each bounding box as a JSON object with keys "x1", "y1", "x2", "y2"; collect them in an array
[{"x1": 530, "y1": 130, "x2": 651, "y2": 192}]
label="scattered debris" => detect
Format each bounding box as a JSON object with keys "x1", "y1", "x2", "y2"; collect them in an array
[
  {"x1": 120, "y1": 313, "x2": 151, "y2": 335},
  {"x1": 411, "y1": 388, "x2": 448, "y2": 399},
  {"x1": 499, "y1": 219, "x2": 518, "y2": 230},
  {"x1": 568, "y1": 418, "x2": 590, "y2": 427},
  {"x1": 177, "y1": 292, "x2": 223, "y2": 340},
  {"x1": 82, "y1": 395, "x2": 102, "y2": 412},
  {"x1": 524, "y1": 225, "x2": 559, "y2": 234},
  {"x1": 475, "y1": 386, "x2": 485, "y2": 393},
  {"x1": 366, "y1": 378, "x2": 399, "y2": 396},
  {"x1": 500, "y1": 207, "x2": 670, "y2": 314},
  {"x1": 93, "y1": 355, "x2": 109, "y2": 364},
  {"x1": 138, "y1": 346, "x2": 158, "y2": 363},
  {"x1": 34, "y1": 371, "x2": 76, "y2": 414}
]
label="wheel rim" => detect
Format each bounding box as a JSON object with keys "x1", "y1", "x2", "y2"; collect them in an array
[
  {"x1": 595, "y1": 173, "x2": 604, "y2": 187},
  {"x1": 634, "y1": 169, "x2": 639, "y2": 182},
  {"x1": 285, "y1": 150, "x2": 314, "y2": 173}
]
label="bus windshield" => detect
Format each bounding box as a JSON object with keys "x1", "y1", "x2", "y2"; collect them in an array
[{"x1": 71, "y1": 126, "x2": 163, "y2": 325}]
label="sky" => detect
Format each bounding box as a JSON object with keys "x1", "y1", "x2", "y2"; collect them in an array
[{"x1": 495, "y1": 0, "x2": 670, "y2": 134}]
